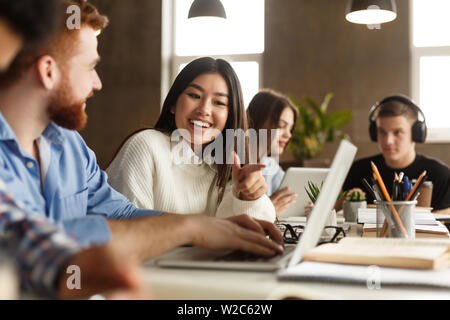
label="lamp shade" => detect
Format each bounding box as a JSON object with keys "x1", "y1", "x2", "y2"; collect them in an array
[
  {"x1": 188, "y1": 0, "x2": 227, "y2": 19},
  {"x1": 346, "y1": 0, "x2": 397, "y2": 24}
]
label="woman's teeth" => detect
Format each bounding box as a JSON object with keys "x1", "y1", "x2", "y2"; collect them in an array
[{"x1": 190, "y1": 120, "x2": 211, "y2": 128}]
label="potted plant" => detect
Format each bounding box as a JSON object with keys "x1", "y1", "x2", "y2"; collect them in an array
[
  {"x1": 305, "y1": 181, "x2": 322, "y2": 204},
  {"x1": 343, "y1": 188, "x2": 367, "y2": 223},
  {"x1": 305, "y1": 181, "x2": 343, "y2": 228},
  {"x1": 288, "y1": 93, "x2": 353, "y2": 166}
]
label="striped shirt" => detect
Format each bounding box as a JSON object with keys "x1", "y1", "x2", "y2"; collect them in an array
[{"x1": 0, "y1": 179, "x2": 79, "y2": 298}]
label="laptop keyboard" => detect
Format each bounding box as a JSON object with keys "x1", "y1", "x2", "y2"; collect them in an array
[{"x1": 215, "y1": 246, "x2": 296, "y2": 263}]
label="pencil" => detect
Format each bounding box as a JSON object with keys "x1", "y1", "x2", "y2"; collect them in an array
[
  {"x1": 371, "y1": 162, "x2": 407, "y2": 237},
  {"x1": 362, "y1": 178, "x2": 377, "y2": 200},
  {"x1": 405, "y1": 170, "x2": 427, "y2": 201}
]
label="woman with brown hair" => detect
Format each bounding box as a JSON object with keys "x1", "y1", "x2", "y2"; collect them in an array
[
  {"x1": 247, "y1": 89, "x2": 299, "y2": 216},
  {"x1": 107, "y1": 57, "x2": 276, "y2": 222}
]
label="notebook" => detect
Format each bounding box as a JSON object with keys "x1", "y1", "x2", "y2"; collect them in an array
[
  {"x1": 362, "y1": 222, "x2": 450, "y2": 239},
  {"x1": 278, "y1": 167, "x2": 330, "y2": 217},
  {"x1": 357, "y1": 208, "x2": 438, "y2": 225},
  {"x1": 154, "y1": 140, "x2": 357, "y2": 271}
]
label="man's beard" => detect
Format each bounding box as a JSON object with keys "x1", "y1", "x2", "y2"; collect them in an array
[{"x1": 47, "y1": 80, "x2": 91, "y2": 131}]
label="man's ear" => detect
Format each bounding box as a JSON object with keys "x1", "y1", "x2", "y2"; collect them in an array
[{"x1": 35, "y1": 55, "x2": 60, "y2": 90}]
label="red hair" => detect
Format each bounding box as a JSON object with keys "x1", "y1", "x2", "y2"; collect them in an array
[{"x1": 0, "y1": 0, "x2": 108, "y2": 87}]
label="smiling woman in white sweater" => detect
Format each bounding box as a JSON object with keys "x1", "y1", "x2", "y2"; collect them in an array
[{"x1": 107, "y1": 57, "x2": 276, "y2": 222}]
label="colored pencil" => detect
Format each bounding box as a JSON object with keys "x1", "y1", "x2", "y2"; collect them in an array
[{"x1": 371, "y1": 162, "x2": 407, "y2": 237}]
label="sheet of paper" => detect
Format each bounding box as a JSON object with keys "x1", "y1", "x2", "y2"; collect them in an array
[
  {"x1": 278, "y1": 261, "x2": 450, "y2": 288},
  {"x1": 358, "y1": 208, "x2": 437, "y2": 225},
  {"x1": 363, "y1": 222, "x2": 449, "y2": 234}
]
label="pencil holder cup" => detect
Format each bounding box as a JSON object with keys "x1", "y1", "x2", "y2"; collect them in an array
[{"x1": 375, "y1": 200, "x2": 416, "y2": 239}]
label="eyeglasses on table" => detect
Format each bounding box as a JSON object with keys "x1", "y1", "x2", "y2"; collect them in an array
[{"x1": 276, "y1": 222, "x2": 346, "y2": 245}]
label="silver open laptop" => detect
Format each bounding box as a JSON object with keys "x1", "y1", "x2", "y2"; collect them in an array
[
  {"x1": 279, "y1": 167, "x2": 330, "y2": 218},
  {"x1": 153, "y1": 140, "x2": 357, "y2": 272}
]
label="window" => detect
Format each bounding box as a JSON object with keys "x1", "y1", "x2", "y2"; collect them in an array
[
  {"x1": 411, "y1": 0, "x2": 450, "y2": 142},
  {"x1": 162, "y1": 0, "x2": 265, "y2": 108}
]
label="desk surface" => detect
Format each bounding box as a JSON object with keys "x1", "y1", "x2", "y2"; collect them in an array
[
  {"x1": 142, "y1": 261, "x2": 450, "y2": 300},
  {"x1": 143, "y1": 223, "x2": 450, "y2": 300}
]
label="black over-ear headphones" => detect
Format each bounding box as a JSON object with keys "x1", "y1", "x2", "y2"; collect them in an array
[{"x1": 368, "y1": 95, "x2": 427, "y2": 143}]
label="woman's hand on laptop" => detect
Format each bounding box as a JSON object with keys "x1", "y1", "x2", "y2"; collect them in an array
[
  {"x1": 187, "y1": 214, "x2": 284, "y2": 257},
  {"x1": 270, "y1": 187, "x2": 297, "y2": 216}
]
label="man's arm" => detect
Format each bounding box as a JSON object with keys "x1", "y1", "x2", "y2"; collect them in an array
[
  {"x1": 0, "y1": 183, "x2": 149, "y2": 299},
  {"x1": 433, "y1": 208, "x2": 450, "y2": 214},
  {"x1": 77, "y1": 133, "x2": 283, "y2": 260},
  {"x1": 0, "y1": 187, "x2": 80, "y2": 298},
  {"x1": 107, "y1": 213, "x2": 284, "y2": 262}
]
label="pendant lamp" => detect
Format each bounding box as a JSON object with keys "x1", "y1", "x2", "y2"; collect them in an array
[
  {"x1": 346, "y1": 0, "x2": 397, "y2": 25},
  {"x1": 188, "y1": 0, "x2": 227, "y2": 19}
]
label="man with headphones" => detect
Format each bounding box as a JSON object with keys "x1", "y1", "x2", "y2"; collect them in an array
[{"x1": 342, "y1": 94, "x2": 450, "y2": 214}]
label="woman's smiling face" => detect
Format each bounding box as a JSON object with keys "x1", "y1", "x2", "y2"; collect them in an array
[{"x1": 172, "y1": 72, "x2": 229, "y2": 148}]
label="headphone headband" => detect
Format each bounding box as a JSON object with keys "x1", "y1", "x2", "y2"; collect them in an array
[
  {"x1": 368, "y1": 94, "x2": 427, "y2": 143},
  {"x1": 369, "y1": 95, "x2": 426, "y2": 123}
]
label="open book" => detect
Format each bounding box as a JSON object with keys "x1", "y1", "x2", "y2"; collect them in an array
[{"x1": 303, "y1": 237, "x2": 450, "y2": 270}]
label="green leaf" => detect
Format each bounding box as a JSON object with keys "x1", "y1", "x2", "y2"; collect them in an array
[
  {"x1": 320, "y1": 92, "x2": 334, "y2": 113},
  {"x1": 323, "y1": 110, "x2": 353, "y2": 129},
  {"x1": 288, "y1": 93, "x2": 353, "y2": 161},
  {"x1": 312, "y1": 183, "x2": 320, "y2": 196},
  {"x1": 305, "y1": 186, "x2": 316, "y2": 203},
  {"x1": 337, "y1": 191, "x2": 346, "y2": 201}
]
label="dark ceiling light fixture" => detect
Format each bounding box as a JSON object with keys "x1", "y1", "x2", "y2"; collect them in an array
[
  {"x1": 188, "y1": 0, "x2": 227, "y2": 19},
  {"x1": 346, "y1": 0, "x2": 397, "y2": 25}
]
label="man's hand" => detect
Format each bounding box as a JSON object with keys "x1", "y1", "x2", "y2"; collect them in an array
[
  {"x1": 186, "y1": 214, "x2": 284, "y2": 257},
  {"x1": 232, "y1": 152, "x2": 267, "y2": 201},
  {"x1": 270, "y1": 187, "x2": 297, "y2": 217},
  {"x1": 58, "y1": 246, "x2": 150, "y2": 300}
]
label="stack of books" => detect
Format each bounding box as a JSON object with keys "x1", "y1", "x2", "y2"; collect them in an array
[
  {"x1": 358, "y1": 208, "x2": 449, "y2": 239},
  {"x1": 303, "y1": 237, "x2": 450, "y2": 270},
  {"x1": 362, "y1": 222, "x2": 449, "y2": 238}
]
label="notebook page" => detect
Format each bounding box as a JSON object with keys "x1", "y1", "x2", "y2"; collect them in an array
[{"x1": 278, "y1": 261, "x2": 450, "y2": 288}]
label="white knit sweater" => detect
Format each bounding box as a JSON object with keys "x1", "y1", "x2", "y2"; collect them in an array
[{"x1": 106, "y1": 130, "x2": 276, "y2": 222}]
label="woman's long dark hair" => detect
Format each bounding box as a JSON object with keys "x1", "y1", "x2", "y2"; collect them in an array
[
  {"x1": 247, "y1": 89, "x2": 299, "y2": 156},
  {"x1": 156, "y1": 57, "x2": 248, "y2": 203}
]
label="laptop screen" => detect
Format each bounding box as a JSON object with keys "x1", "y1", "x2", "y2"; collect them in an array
[{"x1": 288, "y1": 140, "x2": 357, "y2": 268}]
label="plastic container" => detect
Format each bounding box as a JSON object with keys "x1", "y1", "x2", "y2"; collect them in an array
[{"x1": 375, "y1": 200, "x2": 416, "y2": 239}]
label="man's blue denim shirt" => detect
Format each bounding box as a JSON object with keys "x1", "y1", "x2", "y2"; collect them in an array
[{"x1": 0, "y1": 112, "x2": 161, "y2": 246}]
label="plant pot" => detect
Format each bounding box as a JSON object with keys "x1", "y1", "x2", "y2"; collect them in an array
[{"x1": 343, "y1": 201, "x2": 367, "y2": 223}]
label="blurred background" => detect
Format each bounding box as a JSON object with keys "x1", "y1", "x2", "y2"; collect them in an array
[{"x1": 85, "y1": 0, "x2": 450, "y2": 169}]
